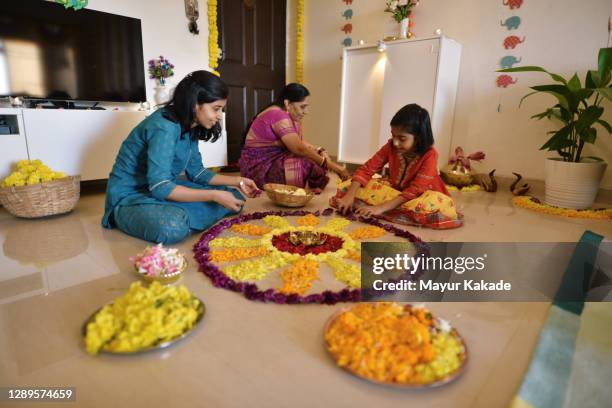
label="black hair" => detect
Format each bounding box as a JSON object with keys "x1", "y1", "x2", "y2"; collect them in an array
[
  {"x1": 273, "y1": 83, "x2": 310, "y2": 107},
  {"x1": 390, "y1": 104, "x2": 434, "y2": 155},
  {"x1": 162, "y1": 70, "x2": 228, "y2": 142},
  {"x1": 240, "y1": 83, "x2": 310, "y2": 148}
]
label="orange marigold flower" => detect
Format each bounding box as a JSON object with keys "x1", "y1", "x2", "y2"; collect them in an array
[
  {"x1": 210, "y1": 246, "x2": 268, "y2": 263},
  {"x1": 279, "y1": 259, "x2": 319, "y2": 295},
  {"x1": 296, "y1": 214, "x2": 320, "y2": 226},
  {"x1": 349, "y1": 226, "x2": 386, "y2": 240}
]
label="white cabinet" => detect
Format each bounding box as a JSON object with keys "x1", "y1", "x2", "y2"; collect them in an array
[
  {"x1": 338, "y1": 36, "x2": 462, "y2": 168},
  {"x1": 0, "y1": 108, "x2": 28, "y2": 178},
  {"x1": 22, "y1": 109, "x2": 147, "y2": 181}
]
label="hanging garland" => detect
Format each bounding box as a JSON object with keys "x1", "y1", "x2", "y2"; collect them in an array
[
  {"x1": 208, "y1": 0, "x2": 221, "y2": 76},
  {"x1": 55, "y1": 0, "x2": 88, "y2": 10},
  {"x1": 295, "y1": 0, "x2": 305, "y2": 83}
]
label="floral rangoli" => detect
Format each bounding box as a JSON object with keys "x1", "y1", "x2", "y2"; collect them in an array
[{"x1": 194, "y1": 208, "x2": 427, "y2": 304}]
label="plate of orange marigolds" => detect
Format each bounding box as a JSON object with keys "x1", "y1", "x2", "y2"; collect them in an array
[{"x1": 324, "y1": 302, "x2": 468, "y2": 387}]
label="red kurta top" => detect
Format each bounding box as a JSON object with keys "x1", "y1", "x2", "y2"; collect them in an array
[{"x1": 352, "y1": 140, "x2": 449, "y2": 201}]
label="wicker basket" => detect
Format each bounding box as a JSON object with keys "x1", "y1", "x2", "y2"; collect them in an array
[
  {"x1": 263, "y1": 183, "x2": 314, "y2": 207},
  {"x1": 0, "y1": 176, "x2": 81, "y2": 218}
]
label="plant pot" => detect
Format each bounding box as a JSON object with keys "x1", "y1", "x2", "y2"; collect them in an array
[
  {"x1": 399, "y1": 18, "x2": 409, "y2": 39},
  {"x1": 544, "y1": 158, "x2": 607, "y2": 209}
]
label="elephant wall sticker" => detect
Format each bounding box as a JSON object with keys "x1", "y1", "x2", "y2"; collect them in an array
[
  {"x1": 500, "y1": 55, "x2": 522, "y2": 69},
  {"x1": 500, "y1": 16, "x2": 521, "y2": 30},
  {"x1": 341, "y1": 9, "x2": 353, "y2": 20},
  {"x1": 496, "y1": 74, "x2": 518, "y2": 88},
  {"x1": 503, "y1": 35, "x2": 525, "y2": 49},
  {"x1": 502, "y1": 0, "x2": 523, "y2": 10},
  {"x1": 342, "y1": 37, "x2": 353, "y2": 47},
  {"x1": 343, "y1": 0, "x2": 353, "y2": 5},
  {"x1": 341, "y1": 23, "x2": 353, "y2": 34}
]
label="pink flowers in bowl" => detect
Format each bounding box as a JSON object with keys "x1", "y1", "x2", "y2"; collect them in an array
[{"x1": 131, "y1": 244, "x2": 186, "y2": 283}]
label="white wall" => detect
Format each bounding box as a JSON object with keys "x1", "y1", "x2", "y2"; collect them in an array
[
  {"x1": 84, "y1": 0, "x2": 211, "y2": 104},
  {"x1": 297, "y1": 0, "x2": 612, "y2": 188}
]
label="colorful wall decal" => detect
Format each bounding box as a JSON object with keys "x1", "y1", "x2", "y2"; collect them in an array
[
  {"x1": 341, "y1": 23, "x2": 353, "y2": 34},
  {"x1": 502, "y1": 0, "x2": 523, "y2": 10},
  {"x1": 342, "y1": 38, "x2": 353, "y2": 47},
  {"x1": 500, "y1": 55, "x2": 522, "y2": 69},
  {"x1": 341, "y1": 9, "x2": 353, "y2": 20},
  {"x1": 496, "y1": 74, "x2": 518, "y2": 88},
  {"x1": 500, "y1": 16, "x2": 521, "y2": 30},
  {"x1": 343, "y1": 0, "x2": 353, "y2": 5},
  {"x1": 503, "y1": 35, "x2": 525, "y2": 49}
]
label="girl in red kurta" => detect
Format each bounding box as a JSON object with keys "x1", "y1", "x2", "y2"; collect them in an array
[{"x1": 331, "y1": 104, "x2": 463, "y2": 229}]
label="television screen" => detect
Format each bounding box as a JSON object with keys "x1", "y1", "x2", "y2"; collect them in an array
[{"x1": 0, "y1": 0, "x2": 146, "y2": 103}]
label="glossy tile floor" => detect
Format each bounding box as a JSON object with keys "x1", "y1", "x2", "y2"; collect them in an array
[{"x1": 0, "y1": 174, "x2": 610, "y2": 407}]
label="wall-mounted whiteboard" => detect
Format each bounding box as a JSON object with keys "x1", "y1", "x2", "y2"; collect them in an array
[{"x1": 338, "y1": 36, "x2": 462, "y2": 169}]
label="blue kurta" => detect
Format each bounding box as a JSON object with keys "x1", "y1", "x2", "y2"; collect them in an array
[{"x1": 102, "y1": 109, "x2": 241, "y2": 235}]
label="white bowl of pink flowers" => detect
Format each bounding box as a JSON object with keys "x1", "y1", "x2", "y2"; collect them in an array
[{"x1": 131, "y1": 244, "x2": 187, "y2": 284}]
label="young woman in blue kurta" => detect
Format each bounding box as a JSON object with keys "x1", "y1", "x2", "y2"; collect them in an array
[{"x1": 102, "y1": 71, "x2": 259, "y2": 244}]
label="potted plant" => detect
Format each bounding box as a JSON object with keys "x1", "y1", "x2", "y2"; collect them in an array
[
  {"x1": 384, "y1": 0, "x2": 419, "y2": 39},
  {"x1": 499, "y1": 47, "x2": 611, "y2": 209},
  {"x1": 148, "y1": 56, "x2": 175, "y2": 105}
]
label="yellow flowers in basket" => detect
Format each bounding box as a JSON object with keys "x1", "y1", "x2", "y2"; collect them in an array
[{"x1": 2, "y1": 160, "x2": 66, "y2": 187}]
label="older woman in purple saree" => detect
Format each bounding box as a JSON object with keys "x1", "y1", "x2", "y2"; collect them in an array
[{"x1": 239, "y1": 83, "x2": 348, "y2": 191}]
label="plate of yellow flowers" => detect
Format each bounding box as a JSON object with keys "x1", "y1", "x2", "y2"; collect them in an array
[
  {"x1": 82, "y1": 281, "x2": 205, "y2": 355},
  {"x1": 324, "y1": 302, "x2": 468, "y2": 388}
]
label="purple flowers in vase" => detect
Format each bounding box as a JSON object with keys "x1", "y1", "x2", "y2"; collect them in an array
[{"x1": 148, "y1": 56, "x2": 175, "y2": 86}]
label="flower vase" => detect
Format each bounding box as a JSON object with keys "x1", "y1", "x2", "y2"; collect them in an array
[
  {"x1": 399, "y1": 18, "x2": 409, "y2": 39},
  {"x1": 154, "y1": 83, "x2": 169, "y2": 105}
]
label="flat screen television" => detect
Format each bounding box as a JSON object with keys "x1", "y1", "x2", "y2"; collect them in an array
[{"x1": 0, "y1": 0, "x2": 146, "y2": 103}]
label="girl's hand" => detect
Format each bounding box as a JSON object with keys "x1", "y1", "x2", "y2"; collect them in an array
[
  {"x1": 214, "y1": 190, "x2": 245, "y2": 212},
  {"x1": 237, "y1": 177, "x2": 261, "y2": 198},
  {"x1": 336, "y1": 194, "x2": 355, "y2": 215},
  {"x1": 355, "y1": 205, "x2": 387, "y2": 217}
]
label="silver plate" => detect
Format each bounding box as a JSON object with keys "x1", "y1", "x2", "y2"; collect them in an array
[
  {"x1": 82, "y1": 296, "x2": 205, "y2": 355},
  {"x1": 323, "y1": 305, "x2": 468, "y2": 388}
]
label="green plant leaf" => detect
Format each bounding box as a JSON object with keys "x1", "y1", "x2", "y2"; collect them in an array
[
  {"x1": 557, "y1": 150, "x2": 573, "y2": 160},
  {"x1": 576, "y1": 106, "x2": 604, "y2": 133},
  {"x1": 596, "y1": 119, "x2": 612, "y2": 133},
  {"x1": 586, "y1": 70, "x2": 601, "y2": 88},
  {"x1": 596, "y1": 87, "x2": 612, "y2": 102},
  {"x1": 597, "y1": 47, "x2": 612, "y2": 86},
  {"x1": 574, "y1": 88, "x2": 594, "y2": 102},
  {"x1": 498, "y1": 66, "x2": 568, "y2": 84},
  {"x1": 530, "y1": 85, "x2": 572, "y2": 111},
  {"x1": 518, "y1": 91, "x2": 539, "y2": 107},
  {"x1": 579, "y1": 127, "x2": 597, "y2": 144},
  {"x1": 541, "y1": 125, "x2": 574, "y2": 151},
  {"x1": 567, "y1": 73, "x2": 581, "y2": 92}
]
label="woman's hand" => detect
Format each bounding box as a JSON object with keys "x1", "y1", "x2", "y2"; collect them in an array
[
  {"x1": 237, "y1": 177, "x2": 261, "y2": 198},
  {"x1": 328, "y1": 160, "x2": 350, "y2": 180},
  {"x1": 336, "y1": 194, "x2": 355, "y2": 215},
  {"x1": 355, "y1": 205, "x2": 387, "y2": 217},
  {"x1": 214, "y1": 190, "x2": 245, "y2": 212}
]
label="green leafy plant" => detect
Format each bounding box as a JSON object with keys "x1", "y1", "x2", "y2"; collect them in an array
[{"x1": 499, "y1": 47, "x2": 612, "y2": 162}]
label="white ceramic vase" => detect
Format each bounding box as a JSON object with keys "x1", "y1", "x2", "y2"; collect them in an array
[
  {"x1": 544, "y1": 157, "x2": 607, "y2": 209},
  {"x1": 154, "y1": 84, "x2": 169, "y2": 105},
  {"x1": 399, "y1": 18, "x2": 409, "y2": 39}
]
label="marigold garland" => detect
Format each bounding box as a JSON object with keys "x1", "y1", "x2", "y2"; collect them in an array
[
  {"x1": 210, "y1": 246, "x2": 268, "y2": 263},
  {"x1": 513, "y1": 196, "x2": 612, "y2": 220},
  {"x1": 296, "y1": 213, "x2": 320, "y2": 226},
  {"x1": 231, "y1": 224, "x2": 272, "y2": 236},
  {"x1": 295, "y1": 0, "x2": 304, "y2": 83},
  {"x1": 349, "y1": 226, "x2": 387, "y2": 240},
  {"x1": 208, "y1": 0, "x2": 220, "y2": 76},
  {"x1": 279, "y1": 259, "x2": 319, "y2": 295}
]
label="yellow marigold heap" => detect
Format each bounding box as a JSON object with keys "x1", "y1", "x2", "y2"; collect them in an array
[
  {"x1": 349, "y1": 226, "x2": 386, "y2": 240},
  {"x1": 263, "y1": 215, "x2": 290, "y2": 228},
  {"x1": 2, "y1": 159, "x2": 66, "y2": 187},
  {"x1": 224, "y1": 254, "x2": 288, "y2": 281},
  {"x1": 231, "y1": 223, "x2": 272, "y2": 236},
  {"x1": 84, "y1": 281, "x2": 201, "y2": 355},
  {"x1": 279, "y1": 259, "x2": 319, "y2": 295},
  {"x1": 296, "y1": 213, "x2": 320, "y2": 226},
  {"x1": 210, "y1": 246, "x2": 268, "y2": 262},
  {"x1": 325, "y1": 303, "x2": 463, "y2": 385}
]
